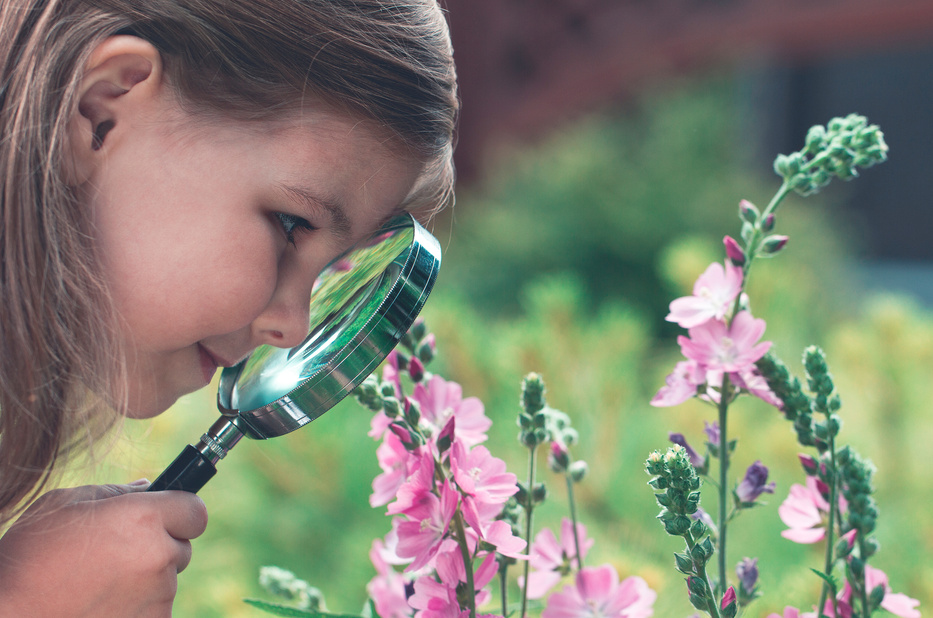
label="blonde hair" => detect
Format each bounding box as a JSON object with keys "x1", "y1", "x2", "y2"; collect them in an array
[{"x1": 0, "y1": 0, "x2": 458, "y2": 523}]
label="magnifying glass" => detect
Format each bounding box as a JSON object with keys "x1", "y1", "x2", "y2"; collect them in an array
[{"x1": 147, "y1": 213, "x2": 441, "y2": 493}]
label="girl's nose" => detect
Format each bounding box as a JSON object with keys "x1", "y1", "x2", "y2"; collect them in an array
[{"x1": 251, "y1": 257, "x2": 317, "y2": 349}]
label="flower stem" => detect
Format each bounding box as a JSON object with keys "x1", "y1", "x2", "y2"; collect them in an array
[
  {"x1": 565, "y1": 471, "x2": 584, "y2": 570},
  {"x1": 737, "y1": 181, "x2": 792, "y2": 289},
  {"x1": 499, "y1": 561, "x2": 509, "y2": 617},
  {"x1": 685, "y1": 535, "x2": 723, "y2": 618},
  {"x1": 817, "y1": 441, "x2": 839, "y2": 617},
  {"x1": 520, "y1": 446, "x2": 538, "y2": 618},
  {"x1": 453, "y1": 510, "x2": 477, "y2": 618},
  {"x1": 857, "y1": 536, "x2": 871, "y2": 618},
  {"x1": 717, "y1": 381, "x2": 731, "y2": 596}
]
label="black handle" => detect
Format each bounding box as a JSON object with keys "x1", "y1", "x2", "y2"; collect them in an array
[{"x1": 147, "y1": 445, "x2": 217, "y2": 493}]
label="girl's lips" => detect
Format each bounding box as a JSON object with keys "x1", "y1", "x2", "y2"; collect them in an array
[{"x1": 197, "y1": 343, "x2": 221, "y2": 384}]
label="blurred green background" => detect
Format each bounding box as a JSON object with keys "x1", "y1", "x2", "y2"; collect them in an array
[{"x1": 91, "y1": 76, "x2": 933, "y2": 617}]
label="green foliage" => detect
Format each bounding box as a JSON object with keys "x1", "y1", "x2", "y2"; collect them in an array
[{"x1": 90, "y1": 75, "x2": 932, "y2": 616}]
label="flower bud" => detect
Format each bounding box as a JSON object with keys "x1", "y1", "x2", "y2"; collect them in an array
[
  {"x1": 761, "y1": 213, "x2": 776, "y2": 233},
  {"x1": 403, "y1": 397, "x2": 421, "y2": 426},
  {"x1": 569, "y1": 460, "x2": 588, "y2": 483},
  {"x1": 408, "y1": 356, "x2": 425, "y2": 382},
  {"x1": 416, "y1": 336, "x2": 435, "y2": 363},
  {"x1": 389, "y1": 422, "x2": 416, "y2": 450},
  {"x1": 409, "y1": 318, "x2": 427, "y2": 344},
  {"x1": 723, "y1": 235, "x2": 746, "y2": 266},
  {"x1": 869, "y1": 584, "x2": 886, "y2": 611},
  {"x1": 521, "y1": 373, "x2": 547, "y2": 414},
  {"x1": 674, "y1": 552, "x2": 694, "y2": 575},
  {"x1": 689, "y1": 517, "x2": 707, "y2": 540},
  {"x1": 849, "y1": 556, "x2": 864, "y2": 579},
  {"x1": 798, "y1": 453, "x2": 819, "y2": 476},
  {"x1": 382, "y1": 396, "x2": 401, "y2": 418},
  {"x1": 736, "y1": 557, "x2": 758, "y2": 595},
  {"x1": 531, "y1": 482, "x2": 548, "y2": 504},
  {"x1": 739, "y1": 199, "x2": 760, "y2": 224},
  {"x1": 436, "y1": 417, "x2": 455, "y2": 454},
  {"x1": 760, "y1": 234, "x2": 789, "y2": 256},
  {"x1": 380, "y1": 382, "x2": 397, "y2": 398},
  {"x1": 548, "y1": 441, "x2": 570, "y2": 473},
  {"x1": 686, "y1": 576, "x2": 708, "y2": 597}
]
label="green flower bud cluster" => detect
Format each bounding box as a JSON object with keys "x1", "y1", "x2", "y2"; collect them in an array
[
  {"x1": 773, "y1": 113, "x2": 888, "y2": 196},
  {"x1": 518, "y1": 373, "x2": 549, "y2": 447},
  {"x1": 399, "y1": 318, "x2": 433, "y2": 362},
  {"x1": 258, "y1": 566, "x2": 325, "y2": 612},
  {"x1": 803, "y1": 346, "x2": 843, "y2": 446},
  {"x1": 755, "y1": 353, "x2": 819, "y2": 450},
  {"x1": 646, "y1": 445, "x2": 718, "y2": 609},
  {"x1": 514, "y1": 480, "x2": 548, "y2": 509},
  {"x1": 836, "y1": 446, "x2": 878, "y2": 541},
  {"x1": 354, "y1": 374, "x2": 385, "y2": 412}
]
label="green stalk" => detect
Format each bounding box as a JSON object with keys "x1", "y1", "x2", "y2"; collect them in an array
[
  {"x1": 717, "y1": 384, "x2": 730, "y2": 596},
  {"x1": 499, "y1": 562, "x2": 508, "y2": 617},
  {"x1": 519, "y1": 447, "x2": 538, "y2": 618},
  {"x1": 685, "y1": 535, "x2": 723, "y2": 618},
  {"x1": 453, "y1": 511, "x2": 477, "y2": 618},
  {"x1": 565, "y1": 472, "x2": 584, "y2": 570},
  {"x1": 816, "y1": 442, "x2": 839, "y2": 617},
  {"x1": 857, "y1": 536, "x2": 871, "y2": 618}
]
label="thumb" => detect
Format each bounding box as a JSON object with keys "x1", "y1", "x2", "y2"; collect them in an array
[{"x1": 73, "y1": 478, "x2": 152, "y2": 502}]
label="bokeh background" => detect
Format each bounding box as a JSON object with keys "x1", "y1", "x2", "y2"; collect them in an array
[{"x1": 88, "y1": 1, "x2": 933, "y2": 615}]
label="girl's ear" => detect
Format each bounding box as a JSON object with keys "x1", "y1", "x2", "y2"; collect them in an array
[{"x1": 64, "y1": 36, "x2": 164, "y2": 185}]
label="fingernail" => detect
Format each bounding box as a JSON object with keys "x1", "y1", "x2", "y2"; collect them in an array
[{"x1": 128, "y1": 478, "x2": 150, "y2": 487}]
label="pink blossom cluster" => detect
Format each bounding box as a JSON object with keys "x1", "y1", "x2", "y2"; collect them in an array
[
  {"x1": 775, "y1": 476, "x2": 920, "y2": 617},
  {"x1": 652, "y1": 257, "x2": 779, "y2": 409},
  {"x1": 364, "y1": 351, "x2": 656, "y2": 618},
  {"x1": 768, "y1": 562, "x2": 920, "y2": 618}
]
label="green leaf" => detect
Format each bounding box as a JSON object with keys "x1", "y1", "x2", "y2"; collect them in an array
[
  {"x1": 243, "y1": 599, "x2": 362, "y2": 618},
  {"x1": 808, "y1": 568, "x2": 837, "y2": 590}
]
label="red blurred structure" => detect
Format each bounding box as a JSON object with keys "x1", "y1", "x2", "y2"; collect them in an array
[{"x1": 445, "y1": 0, "x2": 933, "y2": 182}]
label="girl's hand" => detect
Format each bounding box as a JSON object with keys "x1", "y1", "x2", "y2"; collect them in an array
[{"x1": 0, "y1": 481, "x2": 208, "y2": 617}]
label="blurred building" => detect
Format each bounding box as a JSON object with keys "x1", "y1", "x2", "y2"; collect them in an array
[{"x1": 445, "y1": 0, "x2": 933, "y2": 285}]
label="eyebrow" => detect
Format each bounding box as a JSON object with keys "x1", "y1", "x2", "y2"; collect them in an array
[{"x1": 277, "y1": 183, "x2": 352, "y2": 239}]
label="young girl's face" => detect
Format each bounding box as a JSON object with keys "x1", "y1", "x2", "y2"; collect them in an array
[{"x1": 84, "y1": 105, "x2": 423, "y2": 418}]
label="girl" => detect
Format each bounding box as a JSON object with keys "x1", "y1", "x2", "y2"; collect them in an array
[{"x1": 0, "y1": 0, "x2": 457, "y2": 614}]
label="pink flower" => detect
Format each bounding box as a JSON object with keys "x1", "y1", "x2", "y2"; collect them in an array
[
  {"x1": 678, "y1": 311, "x2": 771, "y2": 374},
  {"x1": 388, "y1": 451, "x2": 436, "y2": 516},
  {"x1": 367, "y1": 537, "x2": 415, "y2": 618},
  {"x1": 542, "y1": 565, "x2": 656, "y2": 618},
  {"x1": 412, "y1": 375, "x2": 491, "y2": 448},
  {"x1": 409, "y1": 545, "x2": 497, "y2": 618},
  {"x1": 371, "y1": 432, "x2": 415, "y2": 507},
  {"x1": 450, "y1": 441, "x2": 518, "y2": 507},
  {"x1": 835, "y1": 565, "x2": 921, "y2": 618},
  {"x1": 651, "y1": 360, "x2": 705, "y2": 407},
  {"x1": 666, "y1": 261, "x2": 743, "y2": 328},
  {"x1": 520, "y1": 518, "x2": 595, "y2": 599},
  {"x1": 395, "y1": 480, "x2": 460, "y2": 571},
  {"x1": 778, "y1": 476, "x2": 845, "y2": 544},
  {"x1": 408, "y1": 576, "x2": 460, "y2": 618}
]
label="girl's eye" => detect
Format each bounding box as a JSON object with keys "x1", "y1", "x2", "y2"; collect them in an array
[{"x1": 274, "y1": 212, "x2": 315, "y2": 246}]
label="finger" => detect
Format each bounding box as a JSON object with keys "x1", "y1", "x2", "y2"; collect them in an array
[
  {"x1": 172, "y1": 538, "x2": 194, "y2": 573},
  {"x1": 148, "y1": 491, "x2": 209, "y2": 541}
]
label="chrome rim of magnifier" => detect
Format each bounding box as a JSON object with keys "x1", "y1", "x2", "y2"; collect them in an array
[{"x1": 215, "y1": 213, "x2": 441, "y2": 442}]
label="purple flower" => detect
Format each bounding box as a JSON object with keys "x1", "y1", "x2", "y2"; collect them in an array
[
  {"x1": 736, "y1": 460, "x2": 775, "y2": 504},
  {"x1": 668, "y1": 433, "x2": 705, "y2": 468},
  {"x1": 735, "y1": 557, "x2": 758, "y2": 594},
  {"x1": 703, "y1": 421, "x2": 720, "y2": 446}
]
